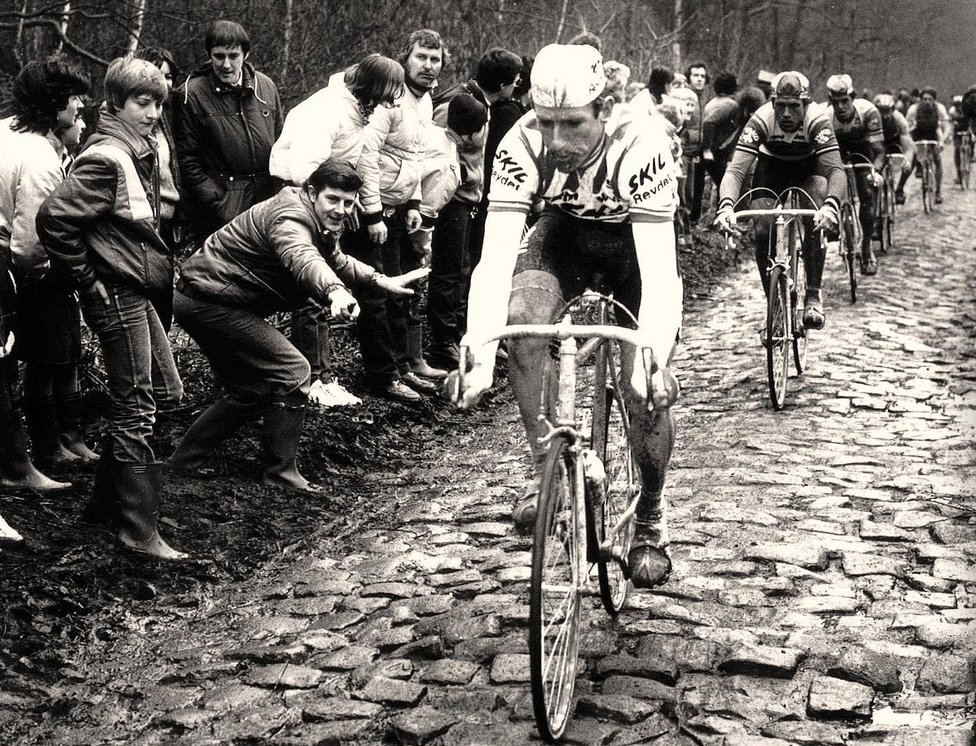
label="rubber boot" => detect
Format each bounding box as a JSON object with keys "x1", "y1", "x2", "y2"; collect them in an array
[
  {"x1": 167, "y1": 397, "x2": 263, "y2": 473},
  {"x1": 407, "y1": 327, "x2": 447, "y2": 380},
  {"x1": 79, "y1": 447, "x2": 118, "y2": 526},
  {"x1": 116, "y1": 462, "x2": 186, "y2": 560},
  {"x1": 0, "y1": 409, "x2": 71, "y2": 491},
  {"x1": 59, "y1": 392, "x2": 99, "y2": 463},
  {"x1": 261, "y1": 397, "x2": 322, "y2": 492},
  {"x1": 24, "y1": 394, "x2": 80, "y2": 468}
]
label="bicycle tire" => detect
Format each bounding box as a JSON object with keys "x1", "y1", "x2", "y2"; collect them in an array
[
  {"x1": 883, "y1": 182, "x2": 896, "y2": 253},
  {"x1": 961, "y1": 141, "x2": 971, "y2": 190},
  {"x1": 590, "y1": 337, "x2": 635, "y2": 616},
  {"x1": 878, "y1": 182, "x2": 890, "y2": 255},
  {"x1": 922, "y1": 161, "x2": 935, "y2": 215},
  {"x1": 789, "y1": 220, "x2": 809, "y2": 374},
  {"x1": 766, "y1": 265, "x2": 790, "y2": 410},
  {"x1": 841, "y1": 204, "x2": 858, "y2": 304},
  {"x1": 529, "y1": 436, "x2": 581, "y2": 743}
]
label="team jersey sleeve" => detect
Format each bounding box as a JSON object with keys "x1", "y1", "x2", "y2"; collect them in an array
[
  {"x1": 485, "y1": 121, "x2": 540, "y2": 214},
  {"x1": 863, "y1": 104, "x2": 885, "y2": 144},
  {"x1": 733, "y1": 113, "x2": 766, "y2": 157},
  {"x1": 809, "y1": 116, "x2": 841, "y2": 156},
  {"x1": 619, "y1": 132, "x2": 679, "y2": 223}
]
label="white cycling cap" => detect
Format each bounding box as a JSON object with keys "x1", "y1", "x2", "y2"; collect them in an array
[
  {"x1": 826, "y1": 73, "x2": 855, "y2": 98},
  {"x1": 770, "y1": 71, "x2": 810, "y2": 101},
  {"x1": 531, "y1": 43, "x2": 607, "y2": 108}
]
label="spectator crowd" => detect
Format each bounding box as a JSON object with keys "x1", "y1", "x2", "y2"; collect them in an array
[{"x1": 0, "y1": 19, "x2": 769, "y2": 559}]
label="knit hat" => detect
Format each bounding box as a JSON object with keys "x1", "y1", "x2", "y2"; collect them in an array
[
  {"x1": 531, "y1": 43, "x2": 607, "y2": 108},
  {"x1": 447, "y1": 92, "x2": 488, "y2": 136}
]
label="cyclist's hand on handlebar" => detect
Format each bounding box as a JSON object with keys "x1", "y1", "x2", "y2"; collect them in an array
[
  {"x1": 870, "y1": 169, "x2": 884, "y2": 188},
  {"x1": 445, "y1": 354, "x2": 494, "y2": 410},
  {"x1": 815, "y1": 200, "x2": 839, "y2": 233},
  {"x1": 714, "y1": 205, "x2": 735, "y2": 233}
]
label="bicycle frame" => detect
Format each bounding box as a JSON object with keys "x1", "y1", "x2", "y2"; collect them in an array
[
  {"x1": 727, "y1": 189, "x2": 822, "y2": 408},
  {"x1": 458, "y1": 320, "x2": 655, "y2": 557},
  {"x1": 915, "y1": 140, "x2": 940, "y2": 213}
]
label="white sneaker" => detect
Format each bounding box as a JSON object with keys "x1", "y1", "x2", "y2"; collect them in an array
[
  {"x1": 309, "y1": 379, "x2": 362, "y2": 408},
  {"x1": 0, "y1": 514, "x2": 23, "y2": 542}
]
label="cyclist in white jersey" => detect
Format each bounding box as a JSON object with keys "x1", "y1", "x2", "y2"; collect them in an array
[{"x1": 453, "y1": 43, "x2": 682, "y2": 588}]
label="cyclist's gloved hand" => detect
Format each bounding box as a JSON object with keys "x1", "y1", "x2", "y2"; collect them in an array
[
  {"x1": 446, "y1": 348, "x2": 493, "y2": 410},
  {"x1": 870, "y1": 169, "x2": 884, "y2": 188},
  {"x1": 815, "y1": 197, "x2": 840, "y2": 233},
  {"x1": 714, "y1": 199, "x2": 736, "y2": 233}
]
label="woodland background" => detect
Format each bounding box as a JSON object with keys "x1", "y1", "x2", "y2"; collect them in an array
[{"x1": 0, "y1": 0, "x2": 973, "y2": 112}]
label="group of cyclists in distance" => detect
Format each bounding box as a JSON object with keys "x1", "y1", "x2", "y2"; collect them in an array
[{"x1": 456, "y1": 52, "x2": 971, "y2": 590}]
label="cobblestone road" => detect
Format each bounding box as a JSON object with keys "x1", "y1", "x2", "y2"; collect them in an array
[{"x1": 10, "y1": 187, "x2": 976, "y2": 746}]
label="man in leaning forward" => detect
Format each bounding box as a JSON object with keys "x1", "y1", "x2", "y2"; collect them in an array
[{"x1": 451, "y1": 44, "x2": 682, "y2": 588}]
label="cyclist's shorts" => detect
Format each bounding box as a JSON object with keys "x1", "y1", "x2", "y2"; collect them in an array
[
  {"x1": 912, "y1": 126, "x2": 939, "y2": 142},
  {"x1": 752, "y1": 155, "x2": 827, "y2": 204},
  {"x1": 513, "y1": 206, "x2": 653, "y2": 323},
  {"x1": 883, "y1": 140, "x2": 904, "y2": 155}
]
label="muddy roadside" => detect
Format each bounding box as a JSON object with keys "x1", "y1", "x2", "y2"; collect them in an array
[{"x1": 0, "y1": 227, "x2": 737, "y2": 743}]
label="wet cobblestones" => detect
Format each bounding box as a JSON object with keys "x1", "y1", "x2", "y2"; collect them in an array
[{"x1": 6, "y1": 190, "x2": 976, "y2": 745}]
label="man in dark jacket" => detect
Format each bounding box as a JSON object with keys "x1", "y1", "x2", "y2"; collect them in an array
[
  {"x1": 701, "y1": 71, "x2": 740, "y2": 188},
  {"x1": 173, "y1": 19, "x2": 283, "y2": 239},
  {"x1": 168, "y1": 159, "x2": 427, "y2": 492},
  {"x1": 425, "y1": 47, "x2": 520, "y2": 370}
]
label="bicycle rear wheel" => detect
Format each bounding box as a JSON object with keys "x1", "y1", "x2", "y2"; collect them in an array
[
  {"x1": 530, "y1": 436, "x2": 581, "y2": 743},
  {"x1": 841, "y1": 204, "x2": 858, "y2": 304},
  {"x1": 789, "y1": 222, "x2": 809, "y2": 374},
  {"x1": 590, "y1": 337, "x2": 636, "y2": 615},
  {"x1": 766, "y1": 265, "x2": 790, "y2": 410}
]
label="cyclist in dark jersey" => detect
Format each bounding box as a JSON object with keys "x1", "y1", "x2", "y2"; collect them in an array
[
  {"x1": 717, "y1": 71, "x2": 845, "y2": 331},
  {"x1": 820, "y1": 74, "x2": 886, "y2": 275},
  {"x1": 873, "y1": 93, "x2": 915, "y2": 205}
]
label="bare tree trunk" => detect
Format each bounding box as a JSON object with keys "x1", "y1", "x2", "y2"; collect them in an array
[
  {"x1": 555, "y1": 0, "x2": 570, "y2": 42},
  {"x1": 126, "y1": 0, "x2": 147, "y2": 56},
  {"x1": 672, "y1": 0, "x2": 683, "y2": 70},
  {"x1": 54, "y1": 0, "x2": 69, "y2": 53},
  {"x1": 282, "y1": 0, "x2": 293, "y2": 78},
  {"x1": 14, "y1": 0, "x2": 28, "y2": 66}
]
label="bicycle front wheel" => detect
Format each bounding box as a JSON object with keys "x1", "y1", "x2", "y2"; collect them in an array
[
  {"x1": 530, "y1": 436, "x2": 581, "y2": 743},
  {"x1": 922, "y1": 163, "x2": 935, "y2": 215},
  {"x1": 961, "y1": 144, "x2": 971, "y2": 190},
  {"x1": 841, "y1": 204, "x2": 858, "y2": 304},
  {"x1": 789, "y1": 222, "x2": 809, "y2": 374},
  {"x1": 766, "y1": 266, "x2": 790, "y2": 410},
  {"x1": 878, "y1": 182, "x2": 891, "y2": 255},
  {"x1": 591, "y1": 338, "x2": 636, "y2": 615}
]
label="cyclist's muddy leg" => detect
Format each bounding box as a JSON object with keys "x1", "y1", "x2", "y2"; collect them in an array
[
  {"x1": 619, "y1": 345, "x2": 676, "y2": 587},
  {"x1": 802, "y1": 176, "x2": 828, "y2": 293},
  {"x1": 856, "y1": 170, "x2": 876, "y2": 250},
  {"x1": 751, "y1": 197, "x2": 776, "y2": 296},
  {"x1": 508, "y1": 270, "x2": 563, "y2": 474}
]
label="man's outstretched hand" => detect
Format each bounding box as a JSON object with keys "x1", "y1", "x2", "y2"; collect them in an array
[{"x1": 375, "y1": 267, "x2": 430, "y2": 297}]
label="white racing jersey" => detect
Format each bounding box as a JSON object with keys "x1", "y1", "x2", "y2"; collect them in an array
[{"x1": 487, "y1": 106, "x2": 678, "y2": 224}]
